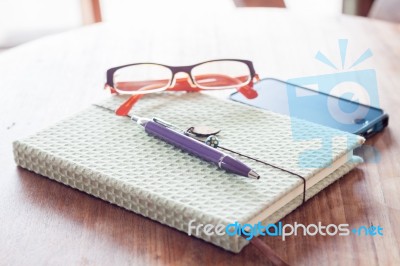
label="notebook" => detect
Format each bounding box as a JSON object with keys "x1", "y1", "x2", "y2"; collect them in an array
[{"x1": 13, "y1": 93, "x2": 364, "y2": 253}]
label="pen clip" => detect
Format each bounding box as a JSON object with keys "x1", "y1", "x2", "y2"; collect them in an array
[
  {"x1": 152, "y1": 117, "x2": 185, "y2": 133},
  {"x1": 152, "y1": 117, "x2": 205, "y2": 140}
]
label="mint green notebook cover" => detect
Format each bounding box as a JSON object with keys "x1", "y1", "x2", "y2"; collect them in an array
[{"x1": 13, "y1": 93, "x2": 364, "y2": 252}]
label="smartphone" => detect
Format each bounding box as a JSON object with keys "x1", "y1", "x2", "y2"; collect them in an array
[{"x1": 230, "y1": 78, "x2": 388, "y2": 139}]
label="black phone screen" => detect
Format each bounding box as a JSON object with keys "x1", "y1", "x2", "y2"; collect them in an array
[{"x1": 230, "y1": 78, "x2": 387, "y2": 136}]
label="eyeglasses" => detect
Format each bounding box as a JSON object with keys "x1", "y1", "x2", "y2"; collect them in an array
[{"x1": 104, "y1": 59, "x2": 260, "y2": 116}]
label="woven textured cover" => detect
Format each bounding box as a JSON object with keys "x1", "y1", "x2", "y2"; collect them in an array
[{"x1": 13, "y1": 93, "x2": 364, "y2": 252}]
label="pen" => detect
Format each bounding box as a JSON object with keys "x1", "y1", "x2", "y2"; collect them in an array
[{"x1": 132, "y1": 116, "x2": 260, "y2": 179}]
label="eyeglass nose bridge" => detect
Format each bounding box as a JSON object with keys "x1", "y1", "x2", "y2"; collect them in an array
[{"x1": 169, "y1": 66, "x2": 197, "y2": 88}]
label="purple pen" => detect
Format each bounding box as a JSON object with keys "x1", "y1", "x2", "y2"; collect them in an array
[{"x1": 132, "y1": 116, "x2": 260, "y2": 179}]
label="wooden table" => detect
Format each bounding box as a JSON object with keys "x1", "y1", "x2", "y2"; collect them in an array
[{"x1": 1, "y1": 8, "x2": 399, "y2": 266}]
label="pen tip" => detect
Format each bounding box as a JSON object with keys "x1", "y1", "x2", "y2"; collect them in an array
[{"x1": 248, "y1": 170, "x2": 260, "y2": 179}]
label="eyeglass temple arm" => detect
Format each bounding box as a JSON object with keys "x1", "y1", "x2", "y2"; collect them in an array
[
  {"x1": 169, "y1": 73, "x2": 259, "y2": 99},
  {"x1": 115, "y1": 94, "x2": 143, "y2": 116},
  {"x1": 238, "y1": 74, "x2": 259, "y2": 99},
  {"x1": 114, "y1": 83, "x2": 166, "y2": 116},
  {"x1": 170, "y1": 74, "x2": 247, "y2": 91}
]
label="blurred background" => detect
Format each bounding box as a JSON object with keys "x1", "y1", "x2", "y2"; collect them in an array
[{"x1": 0, "y1": 0, "x2": 399, "y2": 53}]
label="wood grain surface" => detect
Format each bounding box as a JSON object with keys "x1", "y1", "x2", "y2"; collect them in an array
[{"x1": 0, "y1": 8, "x2": 399, "y2": 266}]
